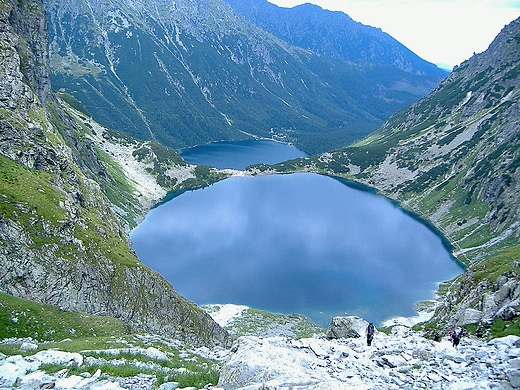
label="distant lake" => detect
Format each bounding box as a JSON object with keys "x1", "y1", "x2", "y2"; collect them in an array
[
  {"x1": 132, "y1": 141, "x2": 463, "y2": 327},
  {"x1": 181, "y1": 139, "x2": 307, "y2": 169}
]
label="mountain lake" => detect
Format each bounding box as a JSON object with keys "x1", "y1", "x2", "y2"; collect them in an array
[
  {"x1": 180, "y1": 139, "x2": 307, "y2": 170},
  {"x1": 131, "y1": 140, "x2": 464, "y2": 327}
]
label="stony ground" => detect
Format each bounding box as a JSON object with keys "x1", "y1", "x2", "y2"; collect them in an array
[
  {"x1": 2, "y1": 306, "x2": 520, "y2": 389},
  {"x1": 218, "y1": 331, "x2": 520, "y2": 389},
  {"x1": 2, "y1": 329, "x2": 520, "y2": 389},
  {"x1": 0, "y1": 336, "x2": 230, "y2": 390}
]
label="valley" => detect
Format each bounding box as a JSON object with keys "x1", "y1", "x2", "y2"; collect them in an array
[
  {"x1": 44, "y1": 0, "x2": 446, "y2": 154},
  {"x1": 132, "y1": 141, "x2": 463, "y2": 328},
  {"x1": 0, "y1": 0, "x2": 519, "y2": 388}
]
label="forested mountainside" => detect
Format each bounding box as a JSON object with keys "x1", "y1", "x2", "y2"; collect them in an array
[
  {"x1": 223, "y1": 0, "x2": 448, "y2": 77},
  {"x1": 43, "y1": 0, "x2": 444, "y2": 154},
  {"x1": 256, "y1": 17, "x2": 520, "y2": 336},
  {"x1": 0, "y1": 0, "x2": 230, "y2": 348}
]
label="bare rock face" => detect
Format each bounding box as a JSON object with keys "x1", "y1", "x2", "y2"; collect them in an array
[
  {"x1": 4, "y1": 0, "x2": 51, "y2": 105},
  {"x1": 326, "y1": 316, "x2": 367, "y2": 339},
  {"x1": 0, "y1": 0, "x2": 230, "y2": 348},
  {"x1": 429, "y1": 265, "x2": 520, "y2": 337}
]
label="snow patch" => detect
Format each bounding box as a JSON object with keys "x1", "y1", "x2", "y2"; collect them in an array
[{"x1": 207, "y1": 304, "x2": 249, "y2": 327}]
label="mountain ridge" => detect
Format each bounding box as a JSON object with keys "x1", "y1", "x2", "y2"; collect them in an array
[
  {"x1": 1, "y1": 0, "x2": 231, "y2": 348},
  {"x1": 44, "y1": 0, "x2": 446, "y2": 154},
  {"x1": 224, "y1": 0, "x2": 447, "y2": 77}
]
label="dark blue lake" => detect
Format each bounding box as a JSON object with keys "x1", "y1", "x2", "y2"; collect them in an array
[
  {"x1": 181, "y1": 139, "x2": 307, "y2": 169},
  {"x1": 131, "y1": 141, "x2": 463, "y2": 327}
]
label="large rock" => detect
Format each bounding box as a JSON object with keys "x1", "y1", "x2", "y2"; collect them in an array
[
  {"x1": 218, "y1": 336, "x2": 357, "y2": 389},
  {"x1": 460, "y1": 308, "x2": 483, "y2": 325},
  {"x1": 326, "y1": 315, "x2": 368, "y2": 339}
]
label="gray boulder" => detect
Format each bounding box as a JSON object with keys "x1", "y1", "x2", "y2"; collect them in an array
[
  {"x1": 326, "y1": 316, "x2": 368, "y2": 339},
  {"x1": 460, "y1": 308, "x2": 483, "y2": 325}
]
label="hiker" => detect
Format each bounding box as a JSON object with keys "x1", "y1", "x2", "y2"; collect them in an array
[
  {"x1": 366, "y1": 322, "x2": 375, "y2": 346},
  {"x1": 448, "y1": 328, "x2": 463, "y2": 347}
]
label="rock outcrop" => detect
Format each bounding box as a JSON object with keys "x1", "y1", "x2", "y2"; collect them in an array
[
  {"x1": 0, "y1": 0, "x2": 230, "y2": 348},
  {"x1": 218, "y1": 334, "x2": 520, "y2": 389},
  {"x1": 326, "y1": 315, "x2": 367, "y2": 339},
  {"x1": 431, "y1": 265, "x2": 520, "y2": 338}
]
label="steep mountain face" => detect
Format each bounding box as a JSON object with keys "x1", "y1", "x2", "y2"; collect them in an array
[
  {"x1": 347, "y1": 18, "x2": 520, "y2": 266},
  {"x1": 0, "y1": 0, "x2": 230, "y2": 348},
  {"x1": 223, "y1": 0, "x2": 448, "y2": 77},
  {"x1": 4, "y1": 0, "x2": 51, "y2": 105},
  {"x1": 260, "y1": 18, "x2": 520, "y2": 335},
  {"x1": 43, "y1": 0, "x2": 444, "y2": 154}
]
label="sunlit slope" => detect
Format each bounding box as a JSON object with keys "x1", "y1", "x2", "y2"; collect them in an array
[{"x1": 257, "y1": 18, "x2": 520, "y2": 267}]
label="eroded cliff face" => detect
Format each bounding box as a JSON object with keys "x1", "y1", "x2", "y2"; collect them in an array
[
  {"x1": 4, "y1": 0, "x2": 50, "y2": 105},
  {"x1": 0, "y1": 0, "x2": 230, "y2": 348}
]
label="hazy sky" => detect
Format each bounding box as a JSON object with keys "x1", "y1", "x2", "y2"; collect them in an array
[{"x1": 268, "y1": 0, "x2": 520, "y2": 69}]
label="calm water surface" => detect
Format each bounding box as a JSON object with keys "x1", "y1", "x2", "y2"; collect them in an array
[
  {"x1": 132, "y1": 141, "x2": 463, "y2": 327},
  {"x1": 181, "y1": 139, "x2": 307, "y2": 169}
]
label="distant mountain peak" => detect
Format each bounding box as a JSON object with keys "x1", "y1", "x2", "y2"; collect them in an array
[
  {"x1": 44, "y1": 0, "x2": 446, "y2": 154},
  {"x1": 223, "y1": 0, "x2": 448, "y2": 77}
]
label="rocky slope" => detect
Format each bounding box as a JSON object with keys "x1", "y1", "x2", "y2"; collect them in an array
[
  {"x1": 0, "y1": 333, "x2": 232, "y2": 389},
  {"x1": 43, "y1": 0, "x2": 444, "y2": 154},
  {"x1": 0, "y1": 0, "x2": 230, "y2": 348},
  {"x1": 2, "y1": 310, "x2": 520, "y2": 389},
  {"x1": 217, "y1": 331, "x2": 520, "y2": 389},
  {"x1": 255, "y1": 17, "x2": 520, "y2": 336},
  {"x1": 224, "y1": 0, "x2": 447, "y2": 77}
]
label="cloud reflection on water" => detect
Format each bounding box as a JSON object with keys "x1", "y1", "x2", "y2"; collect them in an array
[{"x1": 131, "y1": 173, "x2": 463, "y2": 327}]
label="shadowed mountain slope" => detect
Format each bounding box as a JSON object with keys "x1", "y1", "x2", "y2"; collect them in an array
[
  {"x1": 44, "y1": 0, "x2": 445, "y2": 154},
  {"x1": 224, "y1": 0, "x2": 448, "y2": 77}
]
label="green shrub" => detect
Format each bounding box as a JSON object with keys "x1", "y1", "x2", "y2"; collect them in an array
[
  {"x1": 0, "y1": 292, "x2": 129, "y2": 345},
  {"x1": 489, "y1": 317, "x2": 520, "y2": 338}
]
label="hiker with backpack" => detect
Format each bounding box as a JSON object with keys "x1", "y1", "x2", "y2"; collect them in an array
[
  {"x1": 448, "y1": 328, "x2": 463, "y2": 347},
  {"x1": 366, "y1": 322, "x2": 375, "y2": 346}
]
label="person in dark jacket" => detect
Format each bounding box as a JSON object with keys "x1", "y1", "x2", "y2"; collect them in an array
[
  {"x1": 366, "y1": 322, "x2": 375, "y2": 346},
  {"x1": 448, "y1": 328, "x2": 463, "y2": 347}
]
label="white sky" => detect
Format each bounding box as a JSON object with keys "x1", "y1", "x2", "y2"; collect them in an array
[{"x1": 268, "y1": 0, "x2": 520, "y2": 69}]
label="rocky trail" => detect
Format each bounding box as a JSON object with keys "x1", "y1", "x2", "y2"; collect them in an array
[
  {"x1": 2, "y1": 317, "x2": 520, "y2": 389},
  {"x1": 218, "y1": 330, "x2": 520, "y2": 389}
]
